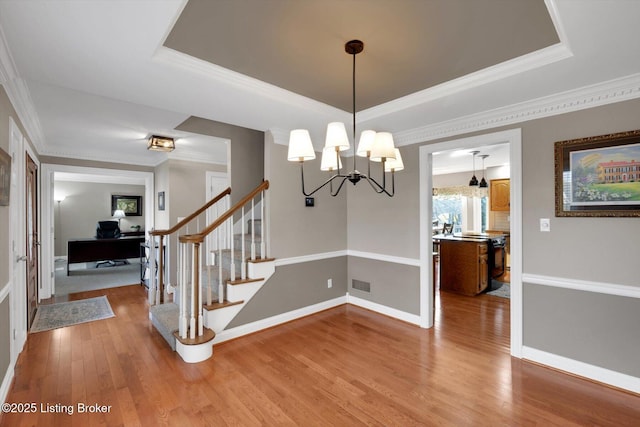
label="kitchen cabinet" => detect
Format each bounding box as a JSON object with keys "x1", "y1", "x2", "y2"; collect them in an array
[
  {"x1": 490, "y1": 178, "x2": 510, "y2": 211},
  {"x1": 439, "y1": 239, "x2": 489, "y2": 296}
]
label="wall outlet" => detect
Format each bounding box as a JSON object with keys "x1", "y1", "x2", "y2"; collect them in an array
[
  {"x1": 540, "y1": 218, "x2": 551, "y2": 232},
  {"x1": 327, "y1": 278, "x2": 332, "y2": 288}
]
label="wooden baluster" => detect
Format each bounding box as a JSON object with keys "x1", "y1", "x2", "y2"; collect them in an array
[
  {"x1": 260, "y1": 190, "x2": 266, "y2": 259},
  {"x1": 251, "y1": 198, "x2": 256, "y2": 261},
  {"x1": 241, "y1": 206, "x2": 246, "y2": 280},
  {"x1": 197, "y1": 241, "x2": 203, "y2": 336},
  {"x1": 206, "y1": 251, "x2": 212, "y2": 306},
  {"x1": 217, "y1": 219, "x2": 223, "y2": 304},
  {"x1": 229, "y1": 209, "x2": 235, "y2": 281},
  {"x1": 157, "y1": 235, "x2": 164, "y2": 304},
  {"x1": 148, "y1": 233, "x2": 156, "y2": 305},
  {"x1": 179, "y1": 242, "x2": 187, "y2": 339}
]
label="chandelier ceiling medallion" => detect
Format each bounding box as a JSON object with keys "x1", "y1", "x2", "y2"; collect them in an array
[{"x1": 287, "y1": 40, "x2": 403, "y2": 197}]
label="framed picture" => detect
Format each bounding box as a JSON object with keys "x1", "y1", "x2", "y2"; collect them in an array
[
  {"x1": 0, "y1": 147, "x2": 10, "y2": 206},
  {"x1": 555, "y1": 129, "x2": 640, "y2": 217},
  {"x1": 158, "y1": 191, "x2": 165, "y2": 211},
  {"x1": 111, "y1": 195, "x2": 142, "y2": 216}
]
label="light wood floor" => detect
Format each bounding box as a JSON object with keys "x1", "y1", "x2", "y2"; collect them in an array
[{"x1": 2, "y1": 285, "x2": 639, "y2": 426}]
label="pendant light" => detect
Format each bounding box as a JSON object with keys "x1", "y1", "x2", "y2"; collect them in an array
[
  {"x1": 287, "y1": 40, "x2": 403, "y2": 197},
  {"x1": 479, "y1": 154, "x2": 489, "y2": 188},
  {"x1": 469, "y1": 151, "x2": 479, "y2": 186}
]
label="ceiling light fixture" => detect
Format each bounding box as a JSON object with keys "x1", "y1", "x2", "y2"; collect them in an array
[
  {"x1": 469, "y1": 151, "x2": 480, "y2": 186},
  {"x1": 148, "y1": 135, "x2": 175, "y2": 152},
  {"x1": 287, "y1": 40, "x2": 402, "y2": 197},
  {"x1": 479, "y1": 154, "x2": 489, "y2": 188}
]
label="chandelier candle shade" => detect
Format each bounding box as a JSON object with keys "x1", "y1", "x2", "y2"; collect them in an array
[{"x1": 287, "y1": 40, "x2": 403, "y2": 197}]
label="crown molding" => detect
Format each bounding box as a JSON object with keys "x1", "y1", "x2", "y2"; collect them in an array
[
  {"x1": 394, "y1": 72, "x2": 640, "y2": 147},
  {"x1": 167, "y1": 148, "x2": 227, "y2": 166},
  {"x1": 0, "y1": 23, "x2": 16, "y2": 84},
  {"x1": 39, "y1": 147, "x2": 162, "y2": 167},
  {"x1": 153, "y1": 46, "x2": 343, "y2": 116},
  {"x1": 0, "y1": 23, "x2": 47, "y2": 152},
  {"x1": 358, "y1": 42, "x2": 573, "y2": 123},
  {"x1": 271, "y1": 72, "x2": 640, "y2": 148}
]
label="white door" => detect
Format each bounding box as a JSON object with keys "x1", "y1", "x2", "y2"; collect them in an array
[
  {"x1": 206, "y1": 172, "x2": 229, "y2": 258},
  {"x1": 9, "y1": 118, "x2": 27, "y2": 363}
]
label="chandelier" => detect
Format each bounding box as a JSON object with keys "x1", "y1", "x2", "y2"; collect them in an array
[{"x1": 287, "y1": 40, "x2": 403, "y2": 197}]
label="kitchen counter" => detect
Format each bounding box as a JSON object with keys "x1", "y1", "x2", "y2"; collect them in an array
[{"x1": 433, "y1": 232, "x2": 506, "y2": 242}]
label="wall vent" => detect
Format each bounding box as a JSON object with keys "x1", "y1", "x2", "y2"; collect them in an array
[{"x1": 351, "y1": 279, "x2": 371, "y2": 293}]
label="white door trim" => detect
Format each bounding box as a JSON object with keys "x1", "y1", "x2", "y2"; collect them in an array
[
  {"x1": 8, "y1": 117, "x2": 26, "y2": 364},
  {"x1": 40, "y1": 164, "x2": 154, "y2": 298},
  {"x1": 419, "y1": 128, "x2": 523, "y2": 358}
]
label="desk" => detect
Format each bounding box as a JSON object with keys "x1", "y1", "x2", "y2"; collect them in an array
[{"x1": 67, "y1": 236, "x2": 145, "y2": 275}]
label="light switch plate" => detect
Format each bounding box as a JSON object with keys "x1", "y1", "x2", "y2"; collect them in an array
[{"x1": 540, "y1": 218, "x2": 551, "y2": 232}]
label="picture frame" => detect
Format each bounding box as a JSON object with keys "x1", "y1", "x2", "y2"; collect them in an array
[
  {"x1": 158, "y1": 191, "x2": 165, "y2": 211},
  {"x1": 111, "y1": 194, "x2": 142, "y2": 216},
  {"x1": 0, "y1": 147, "x2": 10, "y2": 206},
  {"x1": 555, "y1": 129, "x2": 640, "y2": 217}
]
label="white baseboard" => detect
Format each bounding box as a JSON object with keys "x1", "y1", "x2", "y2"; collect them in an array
[
  {"x1": 522, "y1": 346, "x2": 640, "y2": 395},
  {"x1": 1, "y1": 360, "x2": 15, "y2": 405},
  {"x1": 214, "y1": 296, "x2": 347, "y2": 344},
  {"x1": 347, "y1": 293, "x2": 421, "y2": 326}
]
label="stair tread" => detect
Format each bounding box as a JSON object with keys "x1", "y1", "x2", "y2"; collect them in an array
[
  {"x1": 227, "y1": 277, "x2": 263, "y2": 285},
  {"x1": 204, "y1": 299, "x2": 244, "y2": 311},
  {"x1": 173, "y1": 327, "x2": 215, "y2": 346}
]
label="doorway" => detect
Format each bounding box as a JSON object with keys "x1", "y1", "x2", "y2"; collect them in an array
[
  {"x1": 419, "y1": 128, "x2": 523, "y2": 358},
  {"x1": 25, "y1": 153, "x2": 39, "y2": 328},
  {"x1": 40, "y1": 164, "x2": 155, "y2": 299}
]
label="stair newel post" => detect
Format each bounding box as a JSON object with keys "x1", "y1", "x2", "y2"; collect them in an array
[
  {"x1": 197, "y1": 239, "x2": 203, "y2": 336},
  {"x1": 240, "y1": 206, "x2": 246, "y2": 280},
  {"x1": 190, "y1": 242, "x2": 198, "y2": 339},
  {"x1": 148, "y1": 232, "x2": 156, "y2": 305},
  {"x1": 179, "y1": 241, "x2": 187, "y2": 339},
  {"x1": 217, "y1": 219, "x2": 223, "y2": 304},
  {"x1": 260, "y1": 190, "x2": 266, "y2": 259},
  {"x1": 251, "y1": 198, "x2": 256, "y2": 261},
  {"x1": 157, "y1": 234, "x2": 165, "y2": 304}
]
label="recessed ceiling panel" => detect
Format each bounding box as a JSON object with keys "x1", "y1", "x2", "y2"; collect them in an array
[{"x1": 165, "y1": 0, "x2": 559, "y2": 112}]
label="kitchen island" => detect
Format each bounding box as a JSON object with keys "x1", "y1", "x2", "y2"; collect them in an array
[{"x1": 434, "y1": 233, "x2": 506, "y2": 296}]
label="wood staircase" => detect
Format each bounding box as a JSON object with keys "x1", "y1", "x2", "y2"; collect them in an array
[{"x1": 148, "y1": 181, "x2": 273, "y2": 363}]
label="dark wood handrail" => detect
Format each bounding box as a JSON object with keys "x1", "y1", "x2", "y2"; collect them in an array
[
  {"x1": 150, "y1": 187, "x2": 231, "y2": 237},
  {"x1": 180, "y1": 180, "x2": 269, "y2": 244}
]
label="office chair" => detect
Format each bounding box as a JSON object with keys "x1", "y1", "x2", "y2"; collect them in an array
[{"x1": 95, "y1": 221, "x2": 127, "y2": 267}]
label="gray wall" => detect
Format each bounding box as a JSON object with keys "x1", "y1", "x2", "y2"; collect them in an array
[
  {"x1": 0, "y1": 90, "x2": 11, "y2": 291},
  {"x1": 523, "y1": 284, "x2": 640, "y2": 377},
  {"x1": 154, "y1": 160, "x2": 170, "y2": 230},
  {"x1": 53, "y1": 181, "x2": 146, "y2": 256},
  {"x1": 228, "y1": 256, "x2": 348, "y2": 328},
  {"x1": 161, "y1": 159, "x2": 226, "y2": 285},
  {"x1": 0, "y1": 297, "x2": 9, "y2": 383},
  {"x1": 267, "y1": 140, "x2": 347, "y2": 258},
  {"x1": 0, "y1": 86, "x2": 34, "y2": 386},
  {"x1": 348, "y1": 257, "x2": 420, "y2": 315},
  {"x1": 175, "y1": 116, "x2": 264, "y2": 204}
]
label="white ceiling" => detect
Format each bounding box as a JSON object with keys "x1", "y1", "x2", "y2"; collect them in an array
[{"x1": 1, "y1": 1, "x2": 640, "y2": 171}]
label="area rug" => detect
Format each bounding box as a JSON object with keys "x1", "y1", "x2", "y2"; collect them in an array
[
  {"x1": 31, "y1": 296, "x2": 115, "y2": 333},
  {"x1": 486, "y1": 281, "x2": 510, "y2": 299}
]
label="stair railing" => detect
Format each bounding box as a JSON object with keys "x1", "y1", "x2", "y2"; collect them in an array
[
  {"x1": 148, "y1": 187, "x2": 231, "y2": 306},
  {"x1": 177, "y1": 180, "x2": 269, "y2": 340}
]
